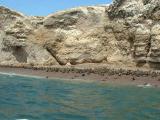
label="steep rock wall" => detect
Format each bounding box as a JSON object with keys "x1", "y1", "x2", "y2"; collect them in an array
[
  {"x1": 0, "y1": 0, "x2": 160, "y2": 69},
  {"x1": 107, "y1": 0, "x2": 160, "y2": 69}
]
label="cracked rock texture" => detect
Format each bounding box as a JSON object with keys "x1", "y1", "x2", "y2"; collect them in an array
[{"x1": 0, "y1": 0, "x2": 160, "y2": 69}]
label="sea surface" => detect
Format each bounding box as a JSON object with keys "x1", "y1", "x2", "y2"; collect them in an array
[{"x1": 0, "y1": 73, "x2": 159, "y2": 120}]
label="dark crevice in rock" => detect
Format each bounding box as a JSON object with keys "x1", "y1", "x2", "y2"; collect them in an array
[
  {"x1": 148, "y1": 62, "x2": 160, "y2": 70},
  {"x1": 45, "y1": 47, "x2": 64, "y2": 65},
  {"x1": 146, "y1": 34, "x2": 152, "y2": 59},
  {"x1": 12, "y1": 47, "x2": 28, "y2": 63},
  {"x1": 136, "y1": 62, "x2": 147, "y2": 67},
  {"x1": 143, "y1": 0, "x2": 152, "y2": 5},
  {"x1": 128, "y1": 35, "x2": 135, "y2": 56}
]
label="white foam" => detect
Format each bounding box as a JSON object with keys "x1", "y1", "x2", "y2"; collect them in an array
[
  {"x1": 16, "y1": 119, "x2": 29, "y2": 120},
  {"x1": 0, "y1": 72, "x2": 45, "y2": 79},
  {"x1": 137, "y1": 83, "x2": 152, "y2": 88}
]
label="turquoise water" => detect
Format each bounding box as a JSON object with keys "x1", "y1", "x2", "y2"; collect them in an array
[{"x1": 0, "y1": 74, "x2": 159, "y2": 120}]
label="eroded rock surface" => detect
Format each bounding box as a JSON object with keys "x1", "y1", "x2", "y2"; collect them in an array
[
  {"x1": 107, "y1": 0, "x2": 160, "y2": 69},
  {"x1": 0, "y1": 0, "x2": 160, "y2": 69}
]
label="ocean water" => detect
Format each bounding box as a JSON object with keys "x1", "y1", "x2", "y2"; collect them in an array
[{"x1": 0, "y1": 74, "x2": 159, "y2": 120}]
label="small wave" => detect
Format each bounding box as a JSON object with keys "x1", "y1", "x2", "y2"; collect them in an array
[
  {"x1": 16, "y1": 119, "x2": 29, "y2": 120},
  {"x1": 0, "y1": 72, "x2": 45, "y2": 79},
  {"x1": 137, "y1": 83, "x2": 152, "y2": 88}
]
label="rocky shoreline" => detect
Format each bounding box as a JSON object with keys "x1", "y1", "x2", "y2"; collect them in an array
[
  {"x1": 0, "y1": 64, "x2": 160, "y2": 88},
  {"x1": 1, "y1": 63, "x2": 160, "y2": 76}
]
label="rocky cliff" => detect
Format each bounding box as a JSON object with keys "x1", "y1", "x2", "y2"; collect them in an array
[{"x1": 0, "y1": 0, "x2": 160, "y2": 69}]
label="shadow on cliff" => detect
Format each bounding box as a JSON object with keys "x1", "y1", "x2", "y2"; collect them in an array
[
  {"x1": 12, "y1": 47, "x2": 28, "y2": 63},
  {"x1": 148, "y1": 62, "x2": 160, "y2": 70},
  {"x1": 135, "y1": 61, "x2": 160, "y2": 70}
]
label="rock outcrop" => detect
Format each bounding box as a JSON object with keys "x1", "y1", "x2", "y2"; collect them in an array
[
  {"x1": 0, "y1": 0, "x2": 160, "y2": 69},
  {"x1": 0, "y1": 6, "x2": 57, "y2": 66},
  {"x1": 107, "y1": 0, "x2": 160, "y2": 69}
]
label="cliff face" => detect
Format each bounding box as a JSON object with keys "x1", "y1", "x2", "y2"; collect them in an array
[
  {"x1": 0, "y1": 0, "x2": 160, "y2": 69},
  {"x1": 107, "y1": 0, "x2": 160, "y2": 69}
]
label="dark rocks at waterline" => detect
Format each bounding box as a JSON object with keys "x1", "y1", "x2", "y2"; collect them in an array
[
  {"x1": 132, "y1": 77, "x2": 136, "y2": 81},
  {"x1": 82, "y1": 73, "x2": 85, "y2": 77}
]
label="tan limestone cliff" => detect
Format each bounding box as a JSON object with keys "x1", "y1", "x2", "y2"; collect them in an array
[{"x1": 0, "y1": 0, "x2": 160, "y2": 70}]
